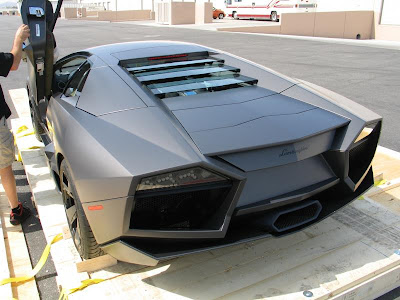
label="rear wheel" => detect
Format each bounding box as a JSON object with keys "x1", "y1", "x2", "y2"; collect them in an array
[
  {"x1": 271, "y1": 11, "x2": 278, "y2": 22},
  {"x1": 218, "y1": 13, "x2": 224, "y2": 19},
  {"x1": 60, "y1": 160, "x2": 104, "y2": 259},
  {"x1": 233, "y1": 11, "x2": 238, "y2": 19}
]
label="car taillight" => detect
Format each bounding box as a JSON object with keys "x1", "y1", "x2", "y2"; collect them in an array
[
  {"x1": 147, "y1": 54, "x2": 188, "y2": 61},
  {"x1": 136, "y1": 167, "x2": 228, "y2": 192}
]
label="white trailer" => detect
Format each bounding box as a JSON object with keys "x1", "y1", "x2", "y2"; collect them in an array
[{"x1": 225, "y1": 0, "x2": 317, "y2": 21}]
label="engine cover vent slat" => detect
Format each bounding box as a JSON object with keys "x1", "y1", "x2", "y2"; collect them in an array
[
  {"x1": 137, "y1": 66, "x2": 240, "y2": 84},
  {"x1": 151, "y1": 75, "x2": 258, "y2": 97},
  {"x1": 127, "y1": 58, "x2": 225, "y2": 73},
  {"x1": 121, "y1": 53, "x2": 258, "y2": 99}
]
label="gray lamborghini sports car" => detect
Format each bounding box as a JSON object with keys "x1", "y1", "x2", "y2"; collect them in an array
[{"x1": 22, "y1": 1, "x2": 382, "y2": 266}]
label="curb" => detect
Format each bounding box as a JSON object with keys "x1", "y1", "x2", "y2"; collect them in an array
[{"x1": 0, "y1": 216, "x2": 12, "y2": 299}]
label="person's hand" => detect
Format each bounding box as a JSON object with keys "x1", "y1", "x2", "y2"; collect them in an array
[
  {"x1": 15, "y1": 24, "x2": 30, "y2": 43},
  {"x1": 10, "y1": 24, "x2": 30, "y2": 70}
]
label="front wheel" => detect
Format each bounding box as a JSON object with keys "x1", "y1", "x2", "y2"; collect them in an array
[
  {"x1": 28, "y1": 93, "x2": 44, "y2": 142},
  {"x1": 218, "y1": 13, "x2": 224, "y2": 19},
  {"x1": 233, "y1": 12, "x2": 238, "y2": 19},
  {"x1": 60, "y1": 160, "x2": 104, "y2": 259}
]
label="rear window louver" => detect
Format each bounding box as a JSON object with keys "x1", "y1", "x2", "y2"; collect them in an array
[{"x1": 121, "y1": 52, "x2": 258, "y2": 99}]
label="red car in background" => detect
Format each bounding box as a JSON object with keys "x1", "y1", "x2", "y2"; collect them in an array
[{"x1": 213, "y1": 7, "x2": 225, "y2": 19}]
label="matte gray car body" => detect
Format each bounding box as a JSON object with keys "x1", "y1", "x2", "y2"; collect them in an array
[{"x1": 25, "y1": 35, "x2": 382, "y2": 265}]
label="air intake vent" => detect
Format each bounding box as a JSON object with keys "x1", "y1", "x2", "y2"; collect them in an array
[
  {"x1": 121, "y1": 52, "x2": 258, "y2": 99},
  {"x1": 348, "y1": 122, "x2": 381, "y2": 186}
]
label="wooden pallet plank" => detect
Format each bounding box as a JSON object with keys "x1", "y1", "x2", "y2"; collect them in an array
[
  {"x1": 0, "y1": 188, "x2": 40, "y2": 300},
  {"x1": 167, "y1": 221, "x2": 361, "y2": 299},
  {"x1": 86, "y1": 219, "x2": 359, "y2": 300},
  {"x1": 8, "y1": 89, "x2": 30, "y2": 119},
  {"x1": 0, "y1": 214, "x2": 13, "y2": 300},
  {"x1": 369, "y1": 188, "x2": 400, "y2": 215},
  {"x1": 332, "y1": 264, "x2": 400, "y2": 300},
  {"x1": 221, "y1": 240, "x2": 387, "y2": 300},
  {"x1": 76, "y1": 255, "x2": 118, "y2": 273},
  {"x1": 372, "y1": 146, "x2": 400, "y2": 181}
]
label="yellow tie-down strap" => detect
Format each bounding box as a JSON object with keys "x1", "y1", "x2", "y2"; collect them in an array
[
  {"x1": 0, "y1": 233, "x2": 106, "y2": 300},
  {"x1": 59, "y1": 279, "x2": 105, "y2": 300},
  {"x1": 15, "y1": 125, "x2": 34, "y2": 138},
  {"x1": 0, "y1": 234, "x2": 63, "y2": 287},
  {"x1": 14, "y1": 125, "x2": 42, "y2": 162}
]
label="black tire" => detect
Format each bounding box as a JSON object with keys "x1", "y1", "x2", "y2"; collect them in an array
[
  {"x1": 218, "y1": 13, "x2": 224, "y2": 19},
  {"x1": 60, "y1": 160, "x2": 104, "y2": 259},
  {"x1": 28, "y1": 95, "x2": 44, "y2": 142},
  {"x1": 233, "y1": 12, "x2": 238, "y2": 19},
  {"x1": 271, "y1": 11, "x2": 278, "y2": 22}
]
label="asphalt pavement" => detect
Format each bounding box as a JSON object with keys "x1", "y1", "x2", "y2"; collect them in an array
[{"x1": 0, "y1": 16, "x2": 400, "y2": 299}]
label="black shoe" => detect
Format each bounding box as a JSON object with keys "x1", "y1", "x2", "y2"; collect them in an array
[{"x1": 10, "y1": 203, "x2": 31, "y2": 226}]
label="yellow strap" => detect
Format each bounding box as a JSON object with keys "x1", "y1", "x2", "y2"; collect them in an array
[
  {"x1": 16, "y1": 125, "x2": 29, "y2": 134},
  {"x1": 0, "y1": 234, "x2": 63, "y2": 286},
  {"x1": 1, "y1": 230, "x2": 107, "y2": 299},
  {"x1": 59, "y1": 279, "x2": 105, "y2": 300},
  {"x1": 359, "y1": 179, "x2": 388, "y2": 200},
  {"x1": 16, "y1": 131, "x2": 35, "y2": 138},
  {"x1": 374, "y1": 179, "x2": 387, "y2": 187}
]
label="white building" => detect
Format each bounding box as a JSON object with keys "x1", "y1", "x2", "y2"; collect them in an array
[
  {"x1": 65, "y1": 0, "x2": 226, "y2": 11},
  {"x1": 52, "y1": 0, "x2": 399, "y2": 26}
]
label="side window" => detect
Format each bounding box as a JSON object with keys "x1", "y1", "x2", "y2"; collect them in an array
[
  {"x1": 63, "y1": 62, "x2": 91, "y2": 98},
  {"x1": 53, "y1": 57, "x2": 87, "y2": 94}
]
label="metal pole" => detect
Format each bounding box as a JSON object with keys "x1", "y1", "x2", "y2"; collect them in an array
[{"x1": 50, "y1": 0, "x2": 64, "y2": 32}]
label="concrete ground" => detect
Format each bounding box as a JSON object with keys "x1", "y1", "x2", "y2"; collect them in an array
[{"x1": 0, "y1": 16, "x2": 399, "y2": 299}]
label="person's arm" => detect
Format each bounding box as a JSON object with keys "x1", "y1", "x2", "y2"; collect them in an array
[{"x1": 10, "y1": 24, "x2": 30, "y2": 71}]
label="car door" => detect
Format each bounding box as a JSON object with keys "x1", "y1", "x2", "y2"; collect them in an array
[
  {"x1": 21, "y1": 0, "x2": 56, "y2": 123},
  {"x1": 44, "y1": 57, "x2": 90, "y2": 172},
  {"x1": 45, "y1": 55, "x2": 90, "y2": 140},
  {"x1": 56, "y1": 58, "x2": 91, "y2": 107},
  {"x1": 52, "y1": 55, "x2": 89, "y2": 100}
]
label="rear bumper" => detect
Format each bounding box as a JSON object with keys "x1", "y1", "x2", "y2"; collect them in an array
[
  {"x1": 99, "y1": 121, "x2": 381, "y2": 265},
  {"x1": 100, "y1": 168, "x2": 373, "y2": 265}
]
